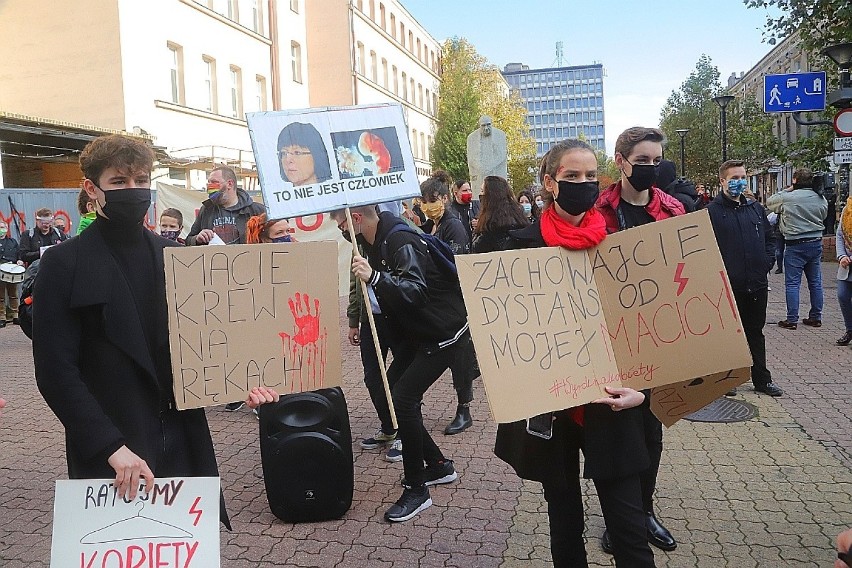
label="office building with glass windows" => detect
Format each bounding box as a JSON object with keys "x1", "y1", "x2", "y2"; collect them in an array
[{"x1": 502, "y1": 62, "x2": 605, "y2": 156}]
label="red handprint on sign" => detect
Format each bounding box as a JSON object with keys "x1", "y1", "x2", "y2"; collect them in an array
[{"x1": 279, "y1": 293, "x2": 327, "y2": 393}]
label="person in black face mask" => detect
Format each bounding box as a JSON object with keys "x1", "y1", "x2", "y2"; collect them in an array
[
  {"x1": 494, "y1": 139, "x2": 656, "y2": 568},
  {"x1": 595, "y1": 127, "x2": 684, "y2": 556},
  {"x1": 31, "y1": 134, "x2": 279, "y2": 530}
]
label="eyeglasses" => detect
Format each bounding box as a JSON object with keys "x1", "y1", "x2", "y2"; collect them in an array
[{"x1": 279, "y1": 149, "x2": 312, "y2": 159}]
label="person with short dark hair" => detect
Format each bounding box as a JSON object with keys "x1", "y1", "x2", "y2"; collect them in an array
[
  {"x1": 595, "y1": 126, "x2": 684, "y2": 555},
  {"x1": 0, "y1": 220, "x2": 20, "y2": 327},
  {"x1": 446, "y1": 179, "x2": 480, "y2": 241},
  {"x1": 76, "y1": 188, "x2": 97, "y2": 234},
  {"x1": 159, "y1": 208, "x2": 184, "y2": 243},
  {"x1": 33, "y1": 134, "x2": 279, "y2": 523},
  {"x1": 185, "y1": 165, "x2": 265, "y2": 246},
  {"x1": 707, "y1": 160, "x2": 783, "y2": 397},
  {"x1": 767, "y1": 167, "x2": 828, "y2": 329},
  {"x1": 331, "y1": 204, "x2": 464, "y2": 522},
  {"x1": 18, "y1": 207, "x2": 67, "y2": 264},
  {"x1": 277, "y1": 122, "x2": 332, "y2": 186}
]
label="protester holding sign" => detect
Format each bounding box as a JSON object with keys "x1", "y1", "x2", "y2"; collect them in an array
[
  {"x1": 595, "y1": 126, "x2": 684, "y2": 555},
  {"x1": 493, "y1": 139, "x2": 655, "y2": 568},
  {"x1": 33, "y1": 135, "x2": 279, "y2": 526},
  {"x1": 332, "y1": 205, "x2": 464, "y2": 522}
]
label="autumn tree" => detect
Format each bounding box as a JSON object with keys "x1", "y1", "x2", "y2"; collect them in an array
[{"x1": 431, "y1": 38, "x2": 537, "y2": 190}]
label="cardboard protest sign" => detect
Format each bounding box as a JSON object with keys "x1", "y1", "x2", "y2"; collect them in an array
[
  {"x1": 457, "y1": 210, "x2": 752, "y2": 423},
  {"x1": 246, "y1": 103, "x2": 419, "y2": 219},
  {"x1": 592, "y1": 210, "x2": 752, "y2": 390},
  {"x1": 164, "y1": 241, "x2": 342, "y2": 410},
  {"x1": 650, "y1": 367, "x2": 751, "y2": 427},
  {"x1": 51, "y1": 477, "x2": 220, "y2": 568}
]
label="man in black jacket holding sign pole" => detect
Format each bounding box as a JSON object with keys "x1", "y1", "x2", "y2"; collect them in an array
[{"x1": 331, "y1": 205, "x2": 466, "y2": 522}]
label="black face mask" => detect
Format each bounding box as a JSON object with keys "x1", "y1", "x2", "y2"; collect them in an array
[
  {"x1": 555, "y1": 180, "x2": 600, "y2": 216},
  {"x1": 340, "y1": 228, "x2": 352, "y2": 243},
  {"x1": 98, "y1": 188, "x2": 151, "y2": 227},
  {"x1": 625, "y1": 161, "x2": 659, "y2": 192}
]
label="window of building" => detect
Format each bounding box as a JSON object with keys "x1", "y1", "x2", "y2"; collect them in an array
[
  {"x1": 392, "y1": 65, "x2": 398, "y2": 95},
  {"x1": 252, "y1": 0, "x2": 264, "y2": 32},
  {"x1": 290, "y1": 0, "x2": 298, "y2": 13},
  {"x1": 356, "y1": 0, "x2": 363, "y2": 10},
  {"x1": 400, "y1": 22, "x2": 405, "y2": 45},
  {"x1": 167, "y1": 43, "x2": 185, "y2": 105},
  {"x1": 418, "y1": 84, "x2": 423, "y2": 109},
  {"x1": 356, "y1": 42, "x2": 365, "y2": 75},
  {"x1": 390, "y1": 13, "x2": 396, "y2": 39},
  {"x1": 370, "y1": 50, "x2": 377, "y2": 82},
  {"x1": 256, "y1": 75, "x2": 267, "y2": 111},
  {"x1": 409, "y1": 78, "x2": 415, "y2": 102},
  {"x1": 417, "y1": 38, "x2": 421, "y2": 61},
  {"x1": 379, "y1": 3, "x2": 386, "y2": 29},
  {"x1": 430, "y1": 50, "x2": 436, "y2": 71},
  {"x1": 408, "y1": 31, "x2": 414, "y2": 53},
  {"x1": 401, "y1": 71, "x2": 408, "y2": 100},
  {"x1": 432, "y1": 92, "x2": 437, "y2": 114},
  {"x1": 425, "y1": 88, "x2": 430, "y2": 113},
  {"x1": 368, "y1": 0, "x2": 375, "y2": 20},
  {"x1": 412, "y1": 128, "x2": 418, "y2": 157},
  {"x1": 229, "y1": 66, "x2": 242, "y2": 118},
  {"x1": 291, "y1": 41, "x2": 303, "y2": 83},
  {"x1": 381, "y1": 58, "x2": 388, "y2": 89},
  {"x1": 420, "y1": 132, "x2": 426, "y2": 160},
  {"x1": 227, "y1": 0, "x2": 238, "y2": 21},
  {"x1": 202, "y1": 56, "x2": 217, "y2": 112}
]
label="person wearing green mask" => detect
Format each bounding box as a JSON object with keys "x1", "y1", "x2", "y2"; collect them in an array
[{"x1": 0, "y1": 220, "x2": 20, "y2": 327}]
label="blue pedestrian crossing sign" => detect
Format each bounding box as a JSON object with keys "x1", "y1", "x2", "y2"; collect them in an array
[{"x1": 763, "y1": 72, "x2": 826, "y2": 113}]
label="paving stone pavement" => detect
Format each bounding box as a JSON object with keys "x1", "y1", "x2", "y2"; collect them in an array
[{"x1": 0, "y1": 269, "x2": 849, "y2": 567}]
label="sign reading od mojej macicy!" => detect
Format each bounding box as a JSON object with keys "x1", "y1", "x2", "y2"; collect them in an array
[
  {"x1": 246, "y1": 103, "x2": 421, "y2": 219},
  {"x1": 50, "y1": 477, "x2": 220, "y2": 568},
  {"x1": 457, "y1": 210, "x2": 753, "y2": 424},
  {"x1": 164, "y1": 241, "x2": 342, "y2": 410}
]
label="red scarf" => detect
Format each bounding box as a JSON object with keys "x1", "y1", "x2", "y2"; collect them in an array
[{"x1": 540, "y1": 205, "x2": 607, "y2": 250}]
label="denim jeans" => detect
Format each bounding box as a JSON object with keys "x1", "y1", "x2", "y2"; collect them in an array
[
  {"x1": 783, "y1": 240, "x2": 823, "y2": 323},
  {"x1": 838, "y1": 279, "x2": 852, "y2": 332}
]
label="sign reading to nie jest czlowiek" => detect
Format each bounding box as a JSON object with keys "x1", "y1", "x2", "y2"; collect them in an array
[
  {"x1": 763, "y1": 71, "x2": 826, "y2": 113},
  {"x1": 246, "y1": 104, "x2": 421, "y2": 219},
  {"x1": 164, "y1": 241, "x2": 342, "y2": 410},
  {"x1": 456, "y1": 211, "x2": 753, "y2": 424},
  {"x1": 50, "y1": 477, "x2": 220, "y2": 568}
]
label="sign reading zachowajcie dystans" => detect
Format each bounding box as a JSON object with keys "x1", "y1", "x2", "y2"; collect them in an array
[{"x1": 247, "y1": 103, "x2": 421, "y2": 219}]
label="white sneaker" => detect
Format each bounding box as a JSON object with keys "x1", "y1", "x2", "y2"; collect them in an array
[{"x1": 385, "y1": 439, "x2": 403, "y2": 462}]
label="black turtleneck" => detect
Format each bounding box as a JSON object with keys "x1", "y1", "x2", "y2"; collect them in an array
[{"x1": 94, "y1": 217, "x2": 169, "y2": 396}]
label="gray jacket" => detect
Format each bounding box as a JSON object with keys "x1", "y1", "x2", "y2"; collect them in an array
[{"x1": 766, "y1": 187, "x2": 827, "y2": 240}]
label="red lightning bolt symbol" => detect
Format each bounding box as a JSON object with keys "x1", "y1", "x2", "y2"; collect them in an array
[
  {"x1": 673, "y1": 262, "x2": 688, "y2": 296},
  {"x1": 189, "y1": 496, "x2": 203, "y2": 527}
]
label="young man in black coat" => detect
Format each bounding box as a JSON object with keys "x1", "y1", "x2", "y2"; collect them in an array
[
  {"x1": 707, "y1": 160, "x2": 783, "y2": 397},
  {"x1": 17, "y1": 207, "x2": 67, "y2": 265},
  {"x1": 332, "y1": 205, "x2": 466, "y2": 522},
  {"x1": 33, "y1": 134, "x2": 278, "y2": 519}
]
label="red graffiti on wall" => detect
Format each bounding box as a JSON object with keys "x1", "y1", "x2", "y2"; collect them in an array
[{"x1": 295, "y1": 214, "x2": 324, "y2": 232}]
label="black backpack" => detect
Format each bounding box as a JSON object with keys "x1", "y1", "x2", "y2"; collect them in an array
[
  {"x1": 379, "y1": 224, "x2": 458, "y2": 281},
  {"x1": 664, "y1": 178, "x2": 703, "y2": 213},
  {"x1": 17, "y1": 259, "x2": 39, "y2": 339}
]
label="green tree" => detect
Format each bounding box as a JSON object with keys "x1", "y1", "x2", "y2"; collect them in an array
[
  {"x1": 743, "y1": 0, "x2": 852, "y2": 53},
  {"x1": 728, "y1": 97, "x2": 787, "y2": 170},
  {"x1": 431, "y1": 38, "x2": 537, "y2": 189}
]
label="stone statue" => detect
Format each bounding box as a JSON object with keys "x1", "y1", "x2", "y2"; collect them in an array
[{"x1": 467, "y1": 115, "x2": 508, "y2": 197}]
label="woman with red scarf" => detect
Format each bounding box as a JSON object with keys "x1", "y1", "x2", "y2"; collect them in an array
[{"x1": 494, "y1": 139, "x2": 656, "y2": 568}]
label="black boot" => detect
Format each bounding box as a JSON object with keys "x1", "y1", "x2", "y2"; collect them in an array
[{"x1": 444, "y1": 404, "x2": 472, "y2": 435}]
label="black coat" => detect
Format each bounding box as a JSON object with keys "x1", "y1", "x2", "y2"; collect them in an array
[
  {"x1": 446, "y1": 199, "x2": 480, "y2": 243},
  {"x1": 18, "y1": 227, "x2": 67, "y2": 264},
  {"x1": 493, "y1": 221, "x2": 650, "y2": 486},
  {"x1": 707, "y1": 194, "x2": 775, "y2": 293},
  {"x1": 32, "y1": 223, "x2": 226, "y2": 522},
  {"x1": 0, "y1": 235, "x2": 18, "y2": 263}
]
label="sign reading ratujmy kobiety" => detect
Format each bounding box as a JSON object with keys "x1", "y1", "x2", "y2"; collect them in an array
[
  {"x1": 164, "y1": 241, "x2": 342, "y2": 410},
  {"x1": 457, "y1": 210, "x2": 753, "y2": 423},
  {"x1": 50, "y1": 477, "x2": 220, "y2": 568},
  {"x1": 246, "y1": 103, "x2": 420, "y2": 219}
]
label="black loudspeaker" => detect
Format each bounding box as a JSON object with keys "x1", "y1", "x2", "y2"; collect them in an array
[{"x1": 259, "y1": 387, "x2": 353, "y2": 522}]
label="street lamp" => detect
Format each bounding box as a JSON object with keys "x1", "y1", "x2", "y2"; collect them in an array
[
  {"x1": 675, "y1": 128, "x2": 689, "y2": 177},
  {"x1": 713, "y1": 94, "x2": 735, "y2": 162},
  {"x1": 822, "y1": 43, "x2": 852, "y2": 108}
]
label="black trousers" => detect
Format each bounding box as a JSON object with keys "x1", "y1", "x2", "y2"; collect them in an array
[
  {"x1": 733, "y1": 288, "x2": 772, "y2": 388},
  {"x1": 359, "y1": 315, "x2": 397, "y2": 435},
  {"x1": 639, "y1": 406, "x2": 663, "y2": 513},
  {"x1": 449, "y1": 334, "x2": 477, "y2": 405},
  {"x1": 387, "y1": 338, "x2": 460, "y2": 486},
  {"x1": 543, "y1": 422, "x2": 655, "y2": 568}
]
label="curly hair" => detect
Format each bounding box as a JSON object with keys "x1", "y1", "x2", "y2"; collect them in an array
[
  {"x1": 79, "y1": 134, "x2": 154, "y2": 185},
  {"x1": 246, "y1": 213, "x2": 290, "y2": 243}
]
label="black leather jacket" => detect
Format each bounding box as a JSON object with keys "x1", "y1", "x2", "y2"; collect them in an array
[
  {"x1": 707, "y1": 194, "x2": 774, "y2": 293},
  {"x1": 366, "y1": 212, "x2": 468, "y2": 351}
]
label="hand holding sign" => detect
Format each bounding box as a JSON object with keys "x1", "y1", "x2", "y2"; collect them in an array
[
  {"x1": 108, "y1": 446, "x2": 155, "y2": 502},
  {"x1": 245, "y1": 386, "x2": 280, "y2": 409}
]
